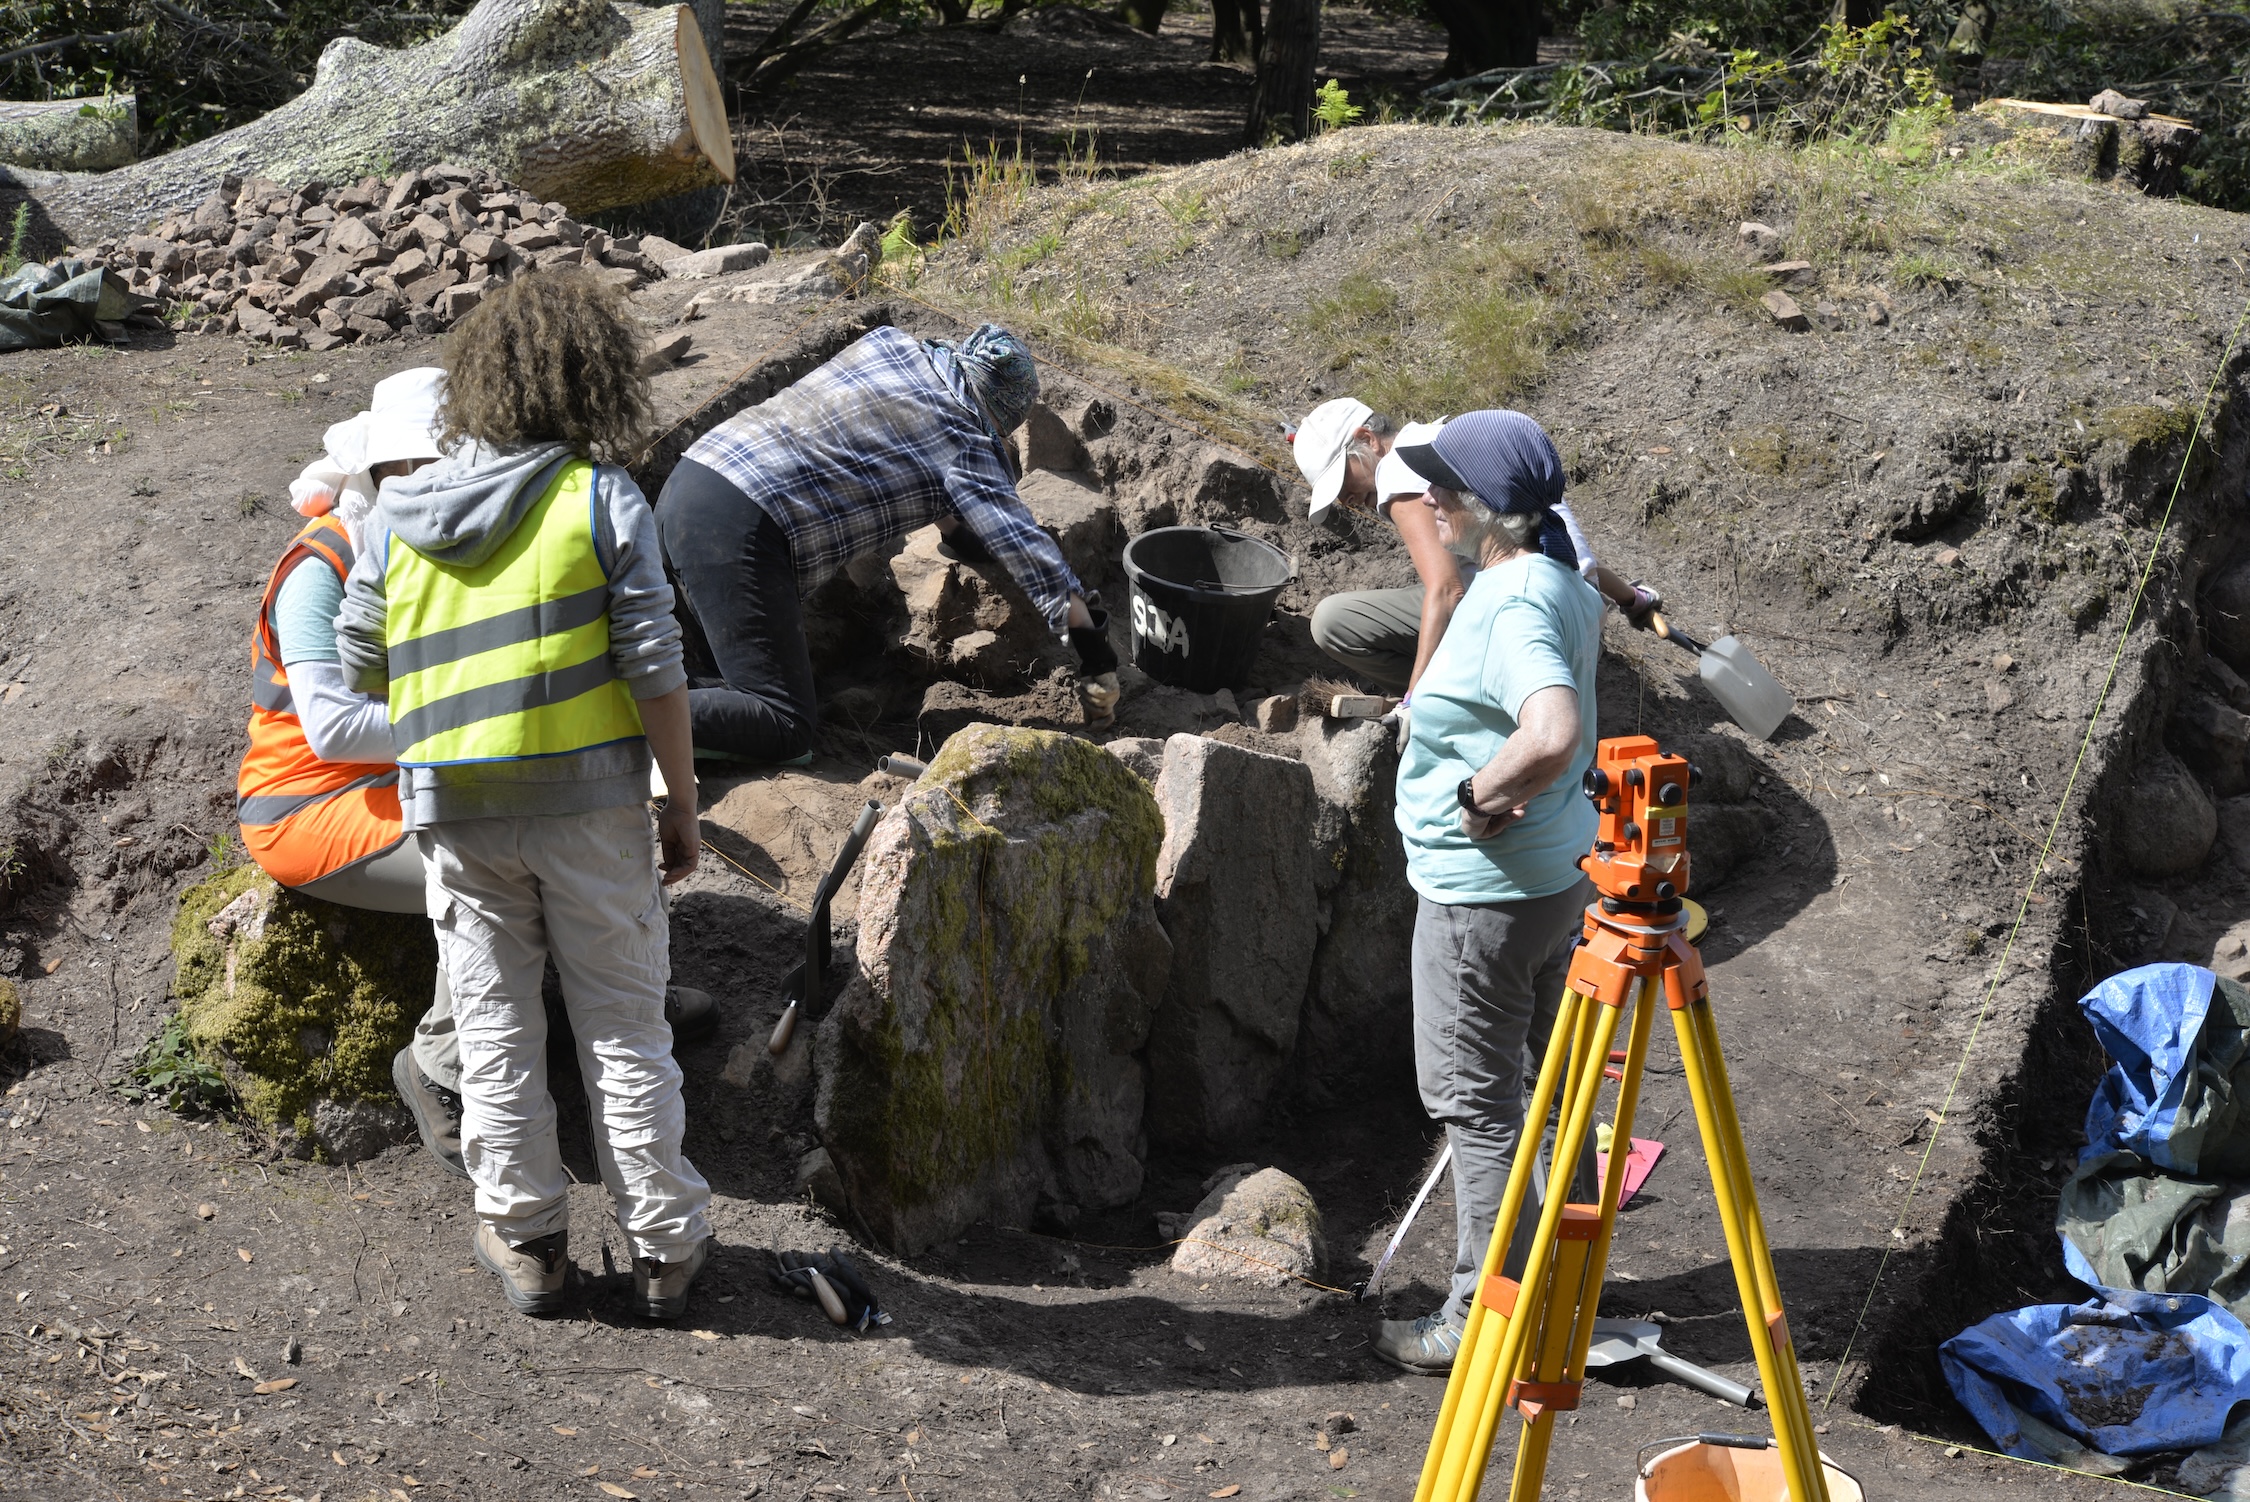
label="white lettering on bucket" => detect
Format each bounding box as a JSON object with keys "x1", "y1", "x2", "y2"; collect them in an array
[{"x1": 1131, "y1": 592, "x2": 1192, "y2": 657}]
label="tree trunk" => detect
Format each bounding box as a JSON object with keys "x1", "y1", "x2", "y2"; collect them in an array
[
  {"x1": 1, "y1": 1, "x2": 733, "y2": 246},
  {"x1": 1211, "y1": 0, "x2": 1263, "y2": 67},
  {"x1": 1119, "y1": 0, "x2": 1171, "y2": 34},
  {"x1": 1244, "y1": 0, "x2": 1320, "y2": 144},
  {"x1": 1424, "y1": 0, "x2": 1539, "y2": 77},
  {"x1": 0, "y1": 96, "x2": 137, "y2": 172}
]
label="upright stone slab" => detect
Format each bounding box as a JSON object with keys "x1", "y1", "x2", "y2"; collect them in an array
[
  {"x1": 1291, "y1": 717, "x2": 1415, "y2": 1101},
  {"x1": 814, "y1": 726, "x2": 1170, "y2": 1255},
  {"x1": 170, "y1": 866, "x2": 433, "y2": 1160},
  {"x1": 1146, "y1": 734, "x2": 1319, "y2": 1146}
]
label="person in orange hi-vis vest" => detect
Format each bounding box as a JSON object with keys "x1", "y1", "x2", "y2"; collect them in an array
[{"x1": 239, "y1": 368, "x2": 716, "y2": 1183}]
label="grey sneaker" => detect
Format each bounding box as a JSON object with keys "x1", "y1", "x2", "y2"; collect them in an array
[
  {"x1": 474, "y1": 1225, "x2": 570, "y2": 1315},
  {"x1": 392, "y1": 1048, "x2": 468, "y2": 1180},
  {"x1": 1375, "y1": 1311, "x2": 1464, "y2": 1375},
  {"x1": 636, "y1": 1237, "x2": 712, "y2": 1321}
]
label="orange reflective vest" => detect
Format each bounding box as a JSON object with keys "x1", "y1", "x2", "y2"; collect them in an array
[{"x1": 236, "y1": 515, "x2": 405, "y2": 888}]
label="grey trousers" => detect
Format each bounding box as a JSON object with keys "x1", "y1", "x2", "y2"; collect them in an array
[
  {"x1": 1310, "y1": 586, "x2": 1424, "y2": 691},
  {"x1": 1412, "y1": 880, "x2": 1600, "y2": 1325},
  {"x1": 291, "y1": 839, "x2": 460, "y2": 1094}
]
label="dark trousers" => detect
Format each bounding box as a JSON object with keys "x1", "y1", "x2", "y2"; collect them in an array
[{"x1": 655, "y1": 457, "x2": 818, "y2": 762}]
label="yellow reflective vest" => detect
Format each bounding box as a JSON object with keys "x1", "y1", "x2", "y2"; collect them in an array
[{"x1": 383, "y1": 459, "x2": 644, "y2": 767}]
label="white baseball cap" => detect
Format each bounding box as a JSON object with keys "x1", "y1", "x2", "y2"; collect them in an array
[
  {"x1": 1373, "y1": 418, "x2": 1446, "y2": 512},
  {"x1": 1291, "y1": 397, "x2": 1373, "y2": 520}
]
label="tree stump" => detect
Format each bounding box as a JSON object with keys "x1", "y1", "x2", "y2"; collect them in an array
[
  {"x1": 1244, "y1": 0, "x2": 1321, "y2": 144},
  {"x1": 4, "y1": 0, "x2": 734, "y2": 246},
  {"x1": 0, "y1": 96, "x2": 136, "y2": 172}
]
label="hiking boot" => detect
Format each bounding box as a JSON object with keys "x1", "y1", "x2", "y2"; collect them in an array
[
  {"x1": 665, "y1": 985, "x2": 718, "y2": 1042},
  {"x1": 635, "y1": 1237, "x2": 712, "y2": 1321},
  {"x1": 1375, "y1": 1311, "x2": 1464, "y2": 1375},
  {"x1": 391, "y1": 1048, "x2": 468, "y2": 1180},
  {"x1": 474, "y1": 1225, "x2": 570, "y2": 1316}
]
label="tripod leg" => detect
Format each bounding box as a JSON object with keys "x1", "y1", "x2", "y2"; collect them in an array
[
  {"x1": 1416, "y1": 985, "x2": 1589, "y2": 1502},
  {"x1": 1455, "y1": 996, "x2": 1627, "y2": 1498},
  {"x1": 1668, "y1": 985, "x2": 1830, "y2": 1502},
  {"x1": 1504, "y1": 977, "x2": 1660, "y2": 1502}
]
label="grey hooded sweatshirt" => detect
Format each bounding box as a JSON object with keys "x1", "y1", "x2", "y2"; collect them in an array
[{"x1": 335, "y1": 440, "x2": 685, "y2": 831}]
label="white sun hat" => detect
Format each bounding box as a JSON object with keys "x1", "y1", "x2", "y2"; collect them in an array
[{"x1": 1292, "y1": 397, "x2": 1373, "y2": 521}]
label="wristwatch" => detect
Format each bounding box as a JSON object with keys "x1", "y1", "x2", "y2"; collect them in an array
[{"x1": 1457, "y1": 777, "x2": 1480, "y2": 813}]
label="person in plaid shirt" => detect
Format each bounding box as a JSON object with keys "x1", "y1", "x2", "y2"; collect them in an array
[{"x1": 659, "y1": 323, "x2": 1119, "y2": 761}]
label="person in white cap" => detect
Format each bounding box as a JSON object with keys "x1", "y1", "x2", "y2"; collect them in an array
[
  {"x1": 236, "y1": 368, "x2": 712, "y2": 1187},
  {"x1": 1291, "y1": 398, "x2": 1659, "y2": 696}
]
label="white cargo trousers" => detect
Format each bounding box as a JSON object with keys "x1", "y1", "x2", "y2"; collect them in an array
[{"x1": 418, "y1": 803, "x2": 711, "y2": 1262}]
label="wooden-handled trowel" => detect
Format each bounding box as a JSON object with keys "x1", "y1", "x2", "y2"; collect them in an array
[{"x1": 1648, "y1": 613, "x2": 1795, "y2": 741}]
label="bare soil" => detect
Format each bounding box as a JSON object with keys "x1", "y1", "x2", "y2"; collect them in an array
[{"x1": 2, "y1": 100, "x2": 2248, "y2": 1502}]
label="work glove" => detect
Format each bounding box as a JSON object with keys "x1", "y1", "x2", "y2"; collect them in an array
[
  {"x1": 770, "y1": 1248, "x2": 891, "y2": 1332},
  {"x1": 1070, "y1": 607, "x2": 1122, "y2": 729},
  {"x1": 1380, "y1": 695, "x2": 1411, "y2": 753},
  {"x1": 1079, "y1": 672, "x2": 1121, "y2": 730},
  {"x1": 1624, "y1": 582, "x2": 1663, "y2": 630}
]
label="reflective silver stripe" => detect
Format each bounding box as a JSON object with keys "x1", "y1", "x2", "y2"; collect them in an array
[
  {"x1": 387, "y1": 585, "x2": 610, "y2": 677},
  {"x1": 236, "y1": 768, "x2": 399, "y2": 827},
  {"x1": 392, "y1": 654, "x2": 619, "y2": 753},
  {"x1": 252, "y1": 673, "x2": 294, "y2": 713}
]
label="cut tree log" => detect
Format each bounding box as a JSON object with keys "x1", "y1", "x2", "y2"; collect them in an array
[
  {"x1": 0, "y1": 96, "x2": 137, "y2": 172},
  {"x1": 1, "y1": 0, "x2": 734, "y2": 246}
]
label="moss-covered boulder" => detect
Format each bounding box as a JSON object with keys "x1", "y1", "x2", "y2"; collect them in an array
[
  {"x1": 171, "y1": 865, "x2": 435, "y2": 1159},
  {"x1": 814, "y1": 724, "x2": 1171, "y2": 1255}
]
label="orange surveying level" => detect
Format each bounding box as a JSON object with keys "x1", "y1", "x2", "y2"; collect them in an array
[{"x1": 1414, "y1": 735, "x2": 1833, "y2": 1502}]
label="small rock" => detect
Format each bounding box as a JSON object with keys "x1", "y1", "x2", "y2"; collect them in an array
[
  {"x1": 1321, "y1": 1411, "x2": 1357, "y2": 1435},
  {"x1": 638, "y1": 329, "x2": 693, "y2": 375},
  {"x1": 1252, "y1": 694, "x2": 1299, "y2": 733},
  {"x1": 1105, "y1": 737, "x2": 1166, "y2": 783},
  {"x1": 1328, "y1": 1448, "x2": 1349, "y2": 1470},
  {"x1": 1169, "y1": 1167, "x2": 1324, "y2": 1287},
  {"x1": 283, "y1": 1339, "x2": 302, "y2": 1365},
  {"x1": 1811, "y1": 299, "x2": 1845, "y2": 331},
  {"x1": 1944, "y1": 1445, "x2": 1963, "y2": 1458},
  {"x1": 1984, "y1": 678, "x2": 2013, "y2": 712},
  {"x1": 2089, "y1": 88, "x2": 2148, "y2": 120},
  {"x1": 1213, "y1": 687, "x2": 1240, "y2": 718},
  {"x1": 1764, "y1": 259, "x2": 1816, "y2": 285},
  {"x1": 195, "y1": 1202, "x2": 217, "y2": 1220},
  {"x1": 1737, "y1": 221, "x2": 1784, "y2": 262},
  {"x1": 438, "y1": 283, "x2": 483, "y2": 322},
  {"x1": 1992, "y1": 653, "x2": 2015, "y2": 672},
  {"x1": 1616, "y1": 1394, "x2": 1637, "y2": 1410},
  {"x1": 639, "y1": 234, "x2": 696, "y2": 265},
  {"x1": 669, "y1": 242, "x2": 773, "y2": 278},
  {"x1": 793, "y1": 1147, "x2": 848, "y2": 1215},
  {"x1": 1761, "y1": 290, "x2": 1810, "y2": 331},
  {"x1": 1934, "y1": 548, "x2": 1961, "y2": 568},
  {"x1": 1865, "y1": 298, "x2": 1891, "y2": 327}
]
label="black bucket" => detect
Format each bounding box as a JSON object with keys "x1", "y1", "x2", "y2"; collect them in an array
[{"x1": 1120, "y1": 526, "x2": 1292, "y2": 692}]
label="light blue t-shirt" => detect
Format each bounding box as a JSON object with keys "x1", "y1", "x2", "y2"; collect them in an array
[
  {"x1": 272, "y1": 555, "x2": 345, "y2": 665},
  {"x1": 1396, "y1": 550, "x2": 1604, "y2": 904}
]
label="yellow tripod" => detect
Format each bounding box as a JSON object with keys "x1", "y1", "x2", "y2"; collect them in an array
[{"x1": 1415, "y1": 735, "x2": 1829, "y2": 1502}]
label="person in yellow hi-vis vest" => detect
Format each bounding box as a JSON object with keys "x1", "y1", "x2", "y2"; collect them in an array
[{"x1": 335, "y1": 271, "x2": 712, "y2": 1322}]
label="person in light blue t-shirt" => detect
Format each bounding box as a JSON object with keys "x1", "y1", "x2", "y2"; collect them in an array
[{"x1": 1373, "y1": 409, "x2": 1606, "y2": 1378}]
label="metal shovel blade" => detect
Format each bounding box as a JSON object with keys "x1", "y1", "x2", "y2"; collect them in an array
[
  {"x1": 1585, "y1": 1318, "x2": 1760, "y2": 1408},
  {"x1": 1649, "y1": 615, "x2": 1795, "y2": 741}
]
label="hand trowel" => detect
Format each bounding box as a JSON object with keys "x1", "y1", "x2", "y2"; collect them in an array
[
  {"x1": 1585, "y1": 1317, "x2": 1760, "y2": 1407},
  {"x1": 1648, "y1": 613, "x2": 1795, "y2": 741},
  {"x1": 766, "y1": 799, "x2": 884, "y2": 1056}
]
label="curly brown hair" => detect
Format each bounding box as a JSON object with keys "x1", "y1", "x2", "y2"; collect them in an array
[{"x1": 438, "y1": 270, "x2": 652, "y2": 463}]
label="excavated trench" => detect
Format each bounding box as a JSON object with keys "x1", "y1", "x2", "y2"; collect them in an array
[{"x1": 0, "y1": 266, "x2": 2243, "y2": 1475}]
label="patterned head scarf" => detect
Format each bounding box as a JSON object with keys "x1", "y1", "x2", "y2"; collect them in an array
[{"x1": 926, "y1": 323, "x2": 1041, "y2": 438}]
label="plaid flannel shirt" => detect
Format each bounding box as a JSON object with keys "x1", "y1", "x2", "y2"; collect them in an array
[{"x1": 680, "y1": 326, "x2": 1081, "y2": 634}]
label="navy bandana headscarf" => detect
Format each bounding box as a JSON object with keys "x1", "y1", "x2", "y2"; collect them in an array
[{"x1": 1427, "y1": 410, "x2": 1577, "y2": 570}]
